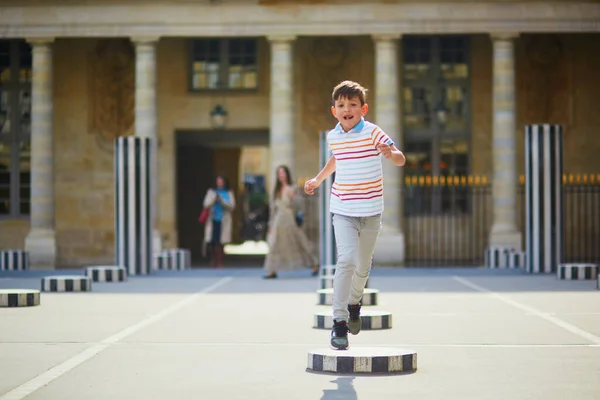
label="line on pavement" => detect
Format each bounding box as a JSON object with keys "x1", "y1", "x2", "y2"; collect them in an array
[
  {"x1": 1, "y1": 341, "x2": 599, "y2": 348},
  {"x1": 452, "y1": 276, "x2": 600, "y2": 345},
  {"x1": 0, "y1": 277, "x2": 233, "y2": 400}
]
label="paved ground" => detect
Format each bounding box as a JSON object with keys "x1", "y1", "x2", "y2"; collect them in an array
[{"x1": 0, "y1": 266, "x2": 599, "y2": 400}]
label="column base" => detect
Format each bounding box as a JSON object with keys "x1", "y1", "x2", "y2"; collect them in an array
[
  {"x1": 489, "y1": 227, "x2": 523, "y2": 251},
  {"x1": 153, "y1": 229, "x2": 162, "y2": 254},
  {"x1": 24, "y1": 228, "x2": 57, "y2": 270},
  {"x1": 373, "y1": 227, "x2": 405, "y2": 266}
]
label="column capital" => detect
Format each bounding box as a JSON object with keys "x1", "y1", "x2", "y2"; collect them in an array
[
  {"x1": 267, "y1": 35, "x2": 297, "y2": 44},
  {"x1": 26, "y1": 38, "x2": 55, "y2": 46},
  {"x1": 372, "y1": 34, "x2": 402, "y2": 42},
  {"x1": 131, "y1": 36, "x2": 160, "y2": 45},
  {"x1": 491, "y1": 32, "x2": 520, "y2": 41}
]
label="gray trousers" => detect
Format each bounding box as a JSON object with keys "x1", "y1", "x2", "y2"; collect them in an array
[{"x1": 331, "y1": 213, "x2": 382, "y2": 322}]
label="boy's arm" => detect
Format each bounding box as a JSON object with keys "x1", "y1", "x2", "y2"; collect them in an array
[
  {"x1": 315, "y1": 156, "x2": 336, "y2": 185},
  {"x1": 376, "y1": 142, "x2": 406, "y2": 167},
  {"x1": 304, "y1": 156, "x2": 336, "y2": 195},
  {"x1": 389, "y1": 144, "x2": 406, "y2": 166}
]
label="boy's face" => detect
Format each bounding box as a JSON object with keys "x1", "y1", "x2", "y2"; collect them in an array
[{"x1": 331, "y1": 95, "x2": 368, "y2": 132}]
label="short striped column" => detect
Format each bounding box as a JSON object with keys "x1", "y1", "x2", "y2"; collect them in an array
[
  {"x1": 317, "y1": 288, "x2": 379, "y2": 306},
  {"x1": 557, "y1": 263, "x2": 598, "y2": 280},
  {"x1": 0, "y1": 289, "x2": 40, "y2": 307},
  {"x1": 307, "y1": 347, "x2": 417, "y2": 374},
  {"x1": 115, "y1": 136, "x2": 153, "y2": 276},
  {"x1": 319, "y1": 131, "x2": 336, "y2": 267},
  {"x1": 41, "y1": 276, "x2": 92, "y2": 292},
  {"x1": 485, "y1": 247, "x2": 514, "y2": 268},
  {"x1": 0, "y1": 250, "x2": 30, "y2": 271},
  {"x1": 319, "y1": 276, "x2": 369, "y2": 290},
  {"x1": 505, "y1": 251, "x2": 526, "y2": 269},
  {"x1": 319, "y1": 265, "x2": 336, "y2": 277},
  {"x1": 313, "y1": 309, "x2": 392, "y2": 330},
  {"x1": 525, "y1": 124, "x2": 563, "y2": 274},
  {"x1": 154, "y1": 249, "x2": 191, "y2": 271},
  {"x1": 85, "y1": 266, "x2": 127, "y2": 282}
]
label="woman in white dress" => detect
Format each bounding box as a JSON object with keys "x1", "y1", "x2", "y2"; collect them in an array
[{"x1": 263, "y1": 165, "x2": 319, "y2": 279}]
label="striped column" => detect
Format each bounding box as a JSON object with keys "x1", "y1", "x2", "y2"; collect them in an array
[
  {"x1": 319, "y1": 130, "x2": 336, "y2": 267},
  {"x1": 0, "y1": 250, "x2": 30, "y2": 271},
  {"x1": 525, "y1": 124, "x2": 564, "y2": 274},
  {"x1": 115, "y1": 136, "x2": 153, "y2": 276}
]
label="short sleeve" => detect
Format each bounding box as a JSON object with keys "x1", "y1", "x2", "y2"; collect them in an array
[{"x1": 371, "y1": 126, "x2": 394, "y2": 149}]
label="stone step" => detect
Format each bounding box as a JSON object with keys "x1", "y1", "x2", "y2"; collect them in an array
[
  {"x1": 557, "y1": 263, "x2": 599, "y2": 280},
  {"x1": 85, "y1": 266, "x2": 127, "y2": 282},
  {"x1": 313, "y1": 309, "x2": 392, "y2": 330},
  {"x1": 0, "y1": 289, "x2": 40, "y2": 307},
  {"x1": 41, "y1": 276, "x2": 92, "y2": 292},
  {"x1": 0, "y1": 250, "x2": 30, "y2": 271},
  {"x1": 317, "y1": 288, "x2": 378, "y2": 306},
  {"x1": 307, "y1": 347, "x2": 417, "y2": 374}
]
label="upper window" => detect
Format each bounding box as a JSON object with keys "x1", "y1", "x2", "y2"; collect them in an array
[
  {"x1": 0, "y1": 39, "x2": 31, "y2": 218},
  {"x1": 190, "y1": 38, "x2": 258, "y2": 91}
]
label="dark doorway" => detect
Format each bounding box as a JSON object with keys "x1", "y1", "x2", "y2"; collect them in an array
[
  {"x1": 176, "y1": 144, "x2": 214, "y2": 265},
  {"x1": 175, "y1": 129, "x2": 269, "y2": 267}
]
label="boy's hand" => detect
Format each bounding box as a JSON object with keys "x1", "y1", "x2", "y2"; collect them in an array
[
  {"x1": 376, "y1": 143, "x2": 392, "y2": 159},
  {"x1": 304, "y1": 178, "x2": 319, "y2": 195}
]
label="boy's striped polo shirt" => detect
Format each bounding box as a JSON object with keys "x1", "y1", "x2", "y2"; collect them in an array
[{"x1": 327, "y1": 118, "x2": 394, "y2": 217}]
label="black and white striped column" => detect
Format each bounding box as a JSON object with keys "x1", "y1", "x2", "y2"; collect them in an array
[
  {"x1": 154, "y1": 249, "x2": 191, "y2": 271},
  {"x1": 525, "y1": 124, "x2": 563, "y2": 274},
  {"x1": 557, "y1": 263, "x2": 598, "y2": 280},
  {"x1": 0, "y1": 250, "x2": 30, "y2": 271},
  {"x1": 484, "y1": 247, "x2": 514, "y2": 269},
  {"x1": 319, "y1": 131, "x2": 336, "y2": 267},
  {"x1": 115, "y1": 136, "x2": 153, "y2": 276}
]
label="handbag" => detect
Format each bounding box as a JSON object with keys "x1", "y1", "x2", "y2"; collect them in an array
[{"x1": 198, "y1": 208, "x2": 209, "y2": 224}]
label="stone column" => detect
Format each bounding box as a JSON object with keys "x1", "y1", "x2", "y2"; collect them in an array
[
  {"x1": 489, "y1": 33, "x2": 522, "y2": 250},
  {"x1": 268, "y1": 35, "x2": 295, "y2": 184},
  {"x1": 372, "y1": 34, "x2": 405, "y2": 265},
  {"x1": 132, "y1": 37, "x2": 161, "y2": 252},
  {"x1": 25, "y1": 39, "x2": 56, "y2": 269}
]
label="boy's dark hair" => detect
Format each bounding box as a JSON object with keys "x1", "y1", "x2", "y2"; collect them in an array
[{"x1": 331, "y1": 80, "x2": 368, "y2": 106}]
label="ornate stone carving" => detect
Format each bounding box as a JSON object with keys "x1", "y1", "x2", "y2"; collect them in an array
[{"x1": 89, "y1": 39, "x2": 135, "y2": 151}]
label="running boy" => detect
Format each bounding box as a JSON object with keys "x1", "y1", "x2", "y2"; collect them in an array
[{"x1": 304, "y1": 80, "x2": 405, "y2": 350}]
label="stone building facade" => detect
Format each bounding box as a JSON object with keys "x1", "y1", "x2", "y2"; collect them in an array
[{"x1": 0, "y1": 1, "x2": 599, "y2": 268}]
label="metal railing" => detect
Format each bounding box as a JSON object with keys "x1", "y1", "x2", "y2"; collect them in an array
[{"x1": 298, "y1": 173, "x2": 600, "y2": 267}]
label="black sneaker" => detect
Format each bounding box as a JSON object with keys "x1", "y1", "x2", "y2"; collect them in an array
[
  {"x1": 330, "y1": 320, "x2": 349, "y2": 350},
  {"x1": 348, "y1": 303, "x2": 362, "y2": 335}
]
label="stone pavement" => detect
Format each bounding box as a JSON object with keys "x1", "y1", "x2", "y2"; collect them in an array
[{"x1": 0, "y1": 267, "x2": 599, "y2": 399}]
